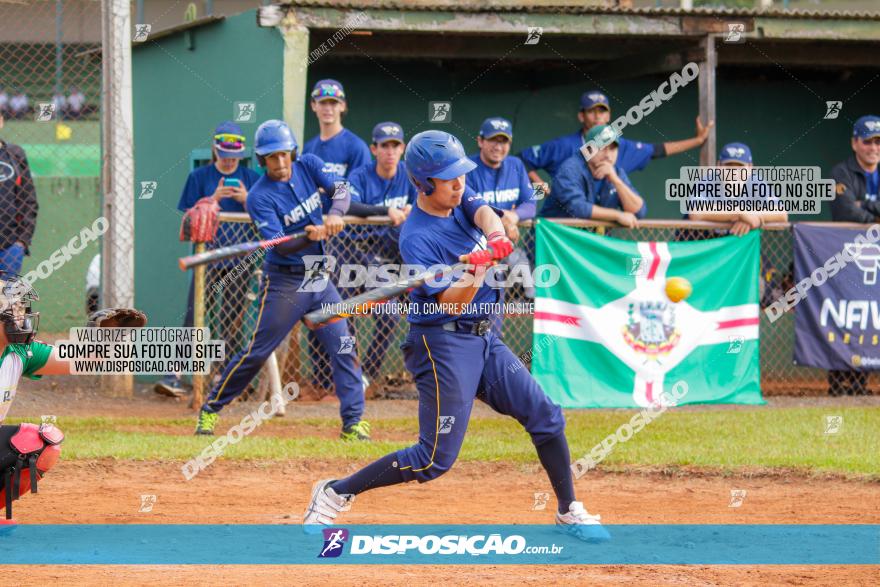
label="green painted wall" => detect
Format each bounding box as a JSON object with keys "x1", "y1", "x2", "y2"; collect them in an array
[
  {"x1": 132, "y1": 10, "x2": 283, "y2": 328},
  {"x1": 304, "y1": 60, "x2": 877, "y2": 222}
]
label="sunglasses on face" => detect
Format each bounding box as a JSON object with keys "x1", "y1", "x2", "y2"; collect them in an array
[{"x1": 860, "y1": 137, "x2": 880, "y2": 146}]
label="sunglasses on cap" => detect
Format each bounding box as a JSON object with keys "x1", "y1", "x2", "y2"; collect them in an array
[
  {"x1": 214, "y1": 133, "x2": 246, "y2": 150},
  {"x1": 311, "y1": 86, "x2": 345, "y2": 101}
]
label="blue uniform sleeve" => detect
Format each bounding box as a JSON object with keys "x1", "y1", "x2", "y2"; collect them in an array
[
  {"x1": 512, "y1": 158, "x2": 536, "y2": 220},
  {"x1": 307, "y1": 154, "x2": 340, "y2": 194},
  {"x1": 550, "y1": 158, "x2": 593, "y2": 219},
  {"x1": 519, "y1": 137, "x2": 561, "y2": 173},
  {"x1": 349, "y1": 138, "x2": 372, "y2": 176},
  {"x1": 617, "y1": 138, "x2": 655, "y2": 174},
  {"x1": 245, "y1": 192, "x2": 284, "y2": 240},
  {"x1": 347, "y1": 167, "x2": 366, "y2": 203},
  {"x1": 400, "y1": 234, "x2": 450, "y2": 298},
  {"x1": 460, "y1": 187, "x2": 503, "y2": 225},
  {"x1": 177, "y1": 170, "x2": 204, "y2": 212}
]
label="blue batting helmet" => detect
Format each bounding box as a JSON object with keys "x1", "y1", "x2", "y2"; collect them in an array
[
  {"x1": 254, "y1": 119, "x2": 297, "y2": 156},
  {"x1": 404, "y1": 130, "x2": 476, "y2": 195}
]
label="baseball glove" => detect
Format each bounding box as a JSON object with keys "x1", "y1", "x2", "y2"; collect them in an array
[
  {"x1": 87, "y1": 308, "x2": 148, "y2": 328},
  {"x1": 180, "y1": 197, "x2": 220, "y2": 243}
]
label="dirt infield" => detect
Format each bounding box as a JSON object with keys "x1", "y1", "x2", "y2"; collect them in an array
[{"x1": 6, "y1": 460, "x2": 880, "y2": 585}]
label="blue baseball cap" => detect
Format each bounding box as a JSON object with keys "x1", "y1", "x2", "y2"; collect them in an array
[
  {"x1": 213, "y1": 121, "x2": 246, "y2": 159},
  {"x1": 372, "y1": 121, "x2": 405, "y2": 144},
  {"x1": 478, "y1": 117, "x2": 513, "y2": 140},
  {"x1": 718, "y1": 142, "x2": 753, "y2": 165},
  {"x1": 853, "y1": 115, "x2": 880, "y2": 140},
  {"x1": 311, "y1": 79, "x2": 346, "y2": 102},
  {"x1": 580, "y1": 90, "x2": 610, "y2": 111}
]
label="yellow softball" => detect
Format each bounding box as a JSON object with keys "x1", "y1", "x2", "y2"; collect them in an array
[{"x1": 665, "y1": 276, "x2": 693, "y2": 303}]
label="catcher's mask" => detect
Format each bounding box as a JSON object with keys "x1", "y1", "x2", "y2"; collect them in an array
[{"x1": 0, "y1": 271, "x2": 40, "y2": 345}]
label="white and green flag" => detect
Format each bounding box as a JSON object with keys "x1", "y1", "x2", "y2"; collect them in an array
[{"x1": 533, "y1": 220, "x2": 764, "y2": 408}]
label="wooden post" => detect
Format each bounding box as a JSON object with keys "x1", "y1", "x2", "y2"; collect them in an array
[
  {"x1": 698, "y1": 34, "x2": 717, "y2": 166},
  {"x1": 190, "y1": 242, "x2": 206, "y2": 409}
]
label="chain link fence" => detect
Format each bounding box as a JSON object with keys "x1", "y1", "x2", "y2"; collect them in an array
[
  {"x1": 198, "y1": 215, "x2": 877, "y2": 401},
  {"x1": 0, "y1": 0, "x2": 103, "y2": 333}
]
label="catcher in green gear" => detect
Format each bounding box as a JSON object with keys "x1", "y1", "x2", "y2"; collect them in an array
[{"x1": 0, "y1": 271, "x2": 146, "y2": 527}]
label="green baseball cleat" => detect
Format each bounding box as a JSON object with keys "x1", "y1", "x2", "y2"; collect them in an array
[
  {"x1": 340, "y1": 420, "x2": 371, "y2": 441},
  {"x1": 194, "y1": 410, "x2": 219, "y2": 436}
]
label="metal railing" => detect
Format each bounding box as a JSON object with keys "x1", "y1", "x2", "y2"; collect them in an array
[{"x1": 191, "y1": 213, "x2": 876, "y2": 402}]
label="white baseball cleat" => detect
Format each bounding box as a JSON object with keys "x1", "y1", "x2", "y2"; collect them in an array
[
  {"x1": 555, "y1": 501, "x2": 611, "y2": 543},
  {"x1": 302, "y1": 479, "x2": 354, "y2": 533}
]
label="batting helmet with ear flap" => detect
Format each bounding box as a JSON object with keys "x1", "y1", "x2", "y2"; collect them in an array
[
  {"x1": 404, "y1": 130, "x2": 476, "y2": 195},
  {"x1": 0, "y1": 272, "x2": 40, "y2": 345},
  {"x1": 254, "y1": 119, "x2": 298, "y2": 156}
]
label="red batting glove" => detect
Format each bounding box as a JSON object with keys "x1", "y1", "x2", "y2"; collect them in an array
[
  {"x1": 467, "y1": 248, "x2": 494, "y2": 269},
  {"x1": 488, "y1": 236, "x2": 514, "y2": 260}
]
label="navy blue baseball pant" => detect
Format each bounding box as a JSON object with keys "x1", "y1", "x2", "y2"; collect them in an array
[
  {"x1": 201, "y1": 264, "x2": 365, "y2": 427},
  {"x1": 396, "y1": 324, "x2": 565, "y2": 482}
]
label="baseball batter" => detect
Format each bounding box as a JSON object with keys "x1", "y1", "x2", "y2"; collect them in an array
[
  {"x1": 303, "y1": 131, "x2": 609, "y2": 542},
  {"x1": 195, "y1": 120, "x2": 370, "y2": 441}
]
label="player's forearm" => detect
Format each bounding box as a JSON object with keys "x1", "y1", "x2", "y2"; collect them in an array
[
  {"x1": 527, "y1": 170, "x2": 544, "y2": 186},
  {"x1": 347, "y1": 200, "x2": 388, "y2": 217},
  {"x1": 327, "y1": 187, "x2": 351, "y2": 216},
  {"x1": 34, "y1": 350, "x2": 73, "y2": 376},
  {"x1": 689, "y1": 212, "x2": 741, "y2": 222},
  {"x1": 513, "y1": 201, "x2": 536, "y2": 220},
  {"x1": 663, "y1": 136, "x2": 704, "y2": 156},
  {"x1": 756, "y1": 211, "x2": 788, "y2": 224},
  {"x1": 589, "y1": 205, "x2": 623, "y2": 222},
  {"x1": 436, "y1": 272, "x2": 483, "y2": 314},
  {"x1": 474, "y1": 205, "x2": 505, "y2": 238},
  {"x1": 609, "y1": 176, "x2": 644, "y2": 213}
]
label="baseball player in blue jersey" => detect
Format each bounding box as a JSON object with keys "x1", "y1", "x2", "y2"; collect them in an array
[
  {"x1": 467, "y1": 117, "x2": 536, "y2": 239},
  {"x1": 520, "y1": 90, "x2": 712, "y2": 192},
  {"x1": 155, "y1": 121, "x2": 261, "y2": 397},
  {"x1": 195, "y1": 120, "x2": 370, "y2": 441},
  {"x1": 303, "y1": 131, "x2": 610, "y2": 542},
  {"x1": 467, "y1": 117, "x2": 538, "y2": 328},
  {"x1": 684, "y1": 142, "x2": 787, "y2": 235},
  {"x1": 541, "y1": 125, "x2": 646, "y2": 227},
  {"x1": 302, "y1": 79, "x2": 371, "y2": 182},
  {"x1": 345, "y1": 122, "x2": 417, "y2": 379},
  {"x1": 302, "y1": 79, "x2": 372, "y2": 392}
]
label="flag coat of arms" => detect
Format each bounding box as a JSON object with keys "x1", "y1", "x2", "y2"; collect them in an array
[{"x1": 532, "y1": 221, "x2": 764, "y2": 408}]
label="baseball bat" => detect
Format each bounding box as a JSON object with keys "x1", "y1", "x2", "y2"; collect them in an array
[
  {"x1": 178, "y1": 231, "x2": 308, "y2": 271},
  {"x1": 302, "y1": 250, "x2": 501, "y2": 329}
]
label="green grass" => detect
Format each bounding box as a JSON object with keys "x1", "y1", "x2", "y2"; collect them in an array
[
  {"x1": 9, "y1": 407, "x2": 879, "y2": 478},
  {"x1": 3, "y1": 120, "x2": 100, "y2": 145}
]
